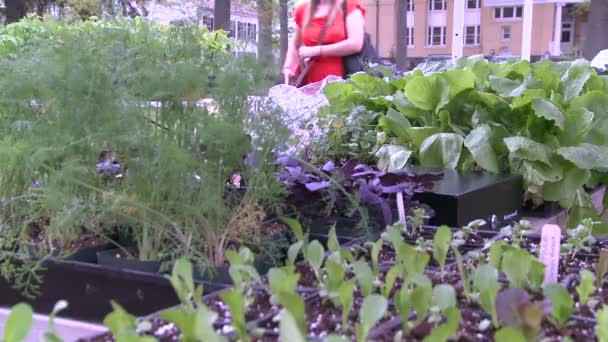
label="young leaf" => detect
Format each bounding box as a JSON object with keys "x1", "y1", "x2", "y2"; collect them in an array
[
  {"x1": 352, "y1": 260, "x2": 374, "y2": 297},
  {"x1": 597, "y1": 251, "x2": 608, "y2": 288},
  {"x1": 495, "y1": 327, "x2": 527, "y2": 342},
  {"x1": 103, "y1": 301, "x2": 138, "y2": 337},
  {"x1": 394, "y1": 285, "x2": 413, "y2": 336},
  {"x1": 3, "y1": 303, "x2": 33, "y2": 342},
  {"x1": 325, "y1": 252, "x2": 347, "y2": 295},
  {"x1": 576, "y1": 269, "x2": 597, "y2": 307},
  {"x1": 277, "y1": 292, "x2": 307, "y2": 336},
  {"x1": 544, "y1": 284, "x2": 574, "y2": 327},
  {"x1": 192, "y1": 306, "x2": 228, "y2": 342},
  {"x1": 337, "y1": 280, "x2": 356, "y2": 333},
  {"x1": 282, "y1": 217, "x2": 305, "y2": 241},
  {"x1": 168, "y1": 258, "x2": 196, "y2": 308},
  {"x1": 595, "y1": 305, "x2": 608, "y2": 342},
  {"x1": 452, "y1": 246, "x2": 472, "y2": 301},
  {"x1": 306, "y1": 240, "x2": 325, "y2": 279},
  {"x1": 501, "y1": 248, "x2": 531, "y2": 289},
  {"x1": 422, "y1": 307, "x2": 461, "y2": 342},
  {"x1": 433, "y1": 226, "x2": 452, "y2": 274},
  {"x1": 219, "y1": 290, "x2": 248, "y2": 340},
  {"x1": 412, "y1": 282, "x2": 432, "y2": 325},
  {"x1": 371, "y1": 239, "x2": 383, "y2": 275},
  {"x1": 287, "y1": 240, "x2": 303, "y2": 266},
  {"x1": 528, "y1": 259, "x2": 546, "y2": 291},
  {"x1": 383, "y1": 265, "x2": 401, "y2": 298},
  {"x1": 488, "y1": 240, "x2": 507, "y2": 269},
  {"x1": 474, "y1": 264, "x2": 501, "y2": 327},
  {"x1": 432, "y1": 284, "x2": 457, "y2": 312},
  {"x1": 279, "y1": 310, "x2": 306, "y2": 342},
  {"x1": 268, "y1": 267, "x2": 300, "y2": 297},
  {"x1": 328, "y1": 226, "x2": 340, "y2": 253},
  {"x1": 356, "y1": 294, "x2": 388, "y2": 342}
]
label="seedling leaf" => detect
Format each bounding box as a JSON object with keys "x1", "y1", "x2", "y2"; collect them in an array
[
  {"x1": 3, "y1": 303, "x2": 33, "y2": 342},
  {"x1": 433, "y1": 226, "x2": 452, "y2": 274},
  {"x1": 544, "y1": 283, "x2": 574, "y2": 327}
]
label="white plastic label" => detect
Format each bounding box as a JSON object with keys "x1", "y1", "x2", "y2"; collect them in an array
[{"x1": 540, "y1": 224, "x2": 561, "y2": 286}]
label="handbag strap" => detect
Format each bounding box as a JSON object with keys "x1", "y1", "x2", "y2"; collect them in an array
[
  {"x1": 342, "y1": 0, "x2": 348, "y2": 38},
  {"x1": 293, "y1": 10, "x2": 332, "y2": 87}
]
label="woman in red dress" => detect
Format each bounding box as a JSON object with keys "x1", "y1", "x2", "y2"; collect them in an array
[{"x1": 282, "y1": 0, "x2": 367, "y2": 86}]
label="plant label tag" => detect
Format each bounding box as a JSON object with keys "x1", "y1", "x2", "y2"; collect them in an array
[
  {"x1": 540, "y1": 224, "x2": 561, "y2": 286},
  {"x1": 396, "y1": 192, "x2": 406, "y2": 227}
]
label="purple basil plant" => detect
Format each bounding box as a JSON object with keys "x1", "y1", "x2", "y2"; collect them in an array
[{"x1": 274, "y1": 158, "x2": 442, "y2": 226}]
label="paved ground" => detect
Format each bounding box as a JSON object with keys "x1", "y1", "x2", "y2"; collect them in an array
[{"x1": 0, "y1": 308, "x2": 107, "y2": 342}]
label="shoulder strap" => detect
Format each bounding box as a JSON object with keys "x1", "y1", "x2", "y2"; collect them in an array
[{"x1": 342, "y1": 0, "x2": 348, "y2": 38}]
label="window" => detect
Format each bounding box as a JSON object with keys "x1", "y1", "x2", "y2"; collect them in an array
[
  {"x1": 502, "y1": 26, "x2": 511, "y2": 41},
  {"x1": 237, "y1": 22, "x2": 247, "y2": 40},
  {"x1": 228, "y1": 20, "x2": 236, "y2": 38},
  {"x1": 405, "y1": 27, "x2": 414, "y2": 46},
  {"x1": 467, "y1": 0, "x2": 480, "y2": 9},
  {"x1": 561, "y1": 22, "x2": 572, "y2": 43},
  {"x1": 247, "y1": 23, "x2": 257, "y2": 41},
  {"x1": 428, "y1": 26, "x2": 446, "y2": 46},
  {"x1": 494, "y1": 6, "x2": 523, "y2": 19},
  {"x1": 465, "y1": 25, "x2": 480, "y2": 45},
  {"x1": 407, "y1": 0, "x2": 414, "y2": 11},
  {"x1": 202, "y1": 15, "x2": 214, "y2": 30},
  {"x1": 429, "y1": 0, "x2": 446, "y2": 11}
]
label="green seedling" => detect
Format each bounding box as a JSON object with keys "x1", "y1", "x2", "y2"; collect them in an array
[
  {"x1": 337, "y1": 280, "x2": 356, "y2": 333},
  {"x1": 453, "y1": 246, "x2": 472, "y2": 302},
  {"x1": 226, "y1": 247, "x2": 262, "y2": 294},
  {"x1": 382, "y1": 224, "x2": 405, "y2": 251},
  {"x1": 488, "y1": 240, "x2": 508, "y2": 269},
  {"x1": 3, "y1": 303, "x2": 33, "y2": 342},
  {"x1": 500, "y1": 221, "x2": 532, "y2": 248},
  {"x1": 370, "y1": 238, "x2": 383, "y2": 276},
  {"x1": 433, "y1": 226, "x2": 452, "y2": 275},
  {"x1": 453, "y1": 219, "x2": 486, "y2": 247},
  {"x1": 306, "y1": 240, "x2": 325, "y2": 282},
  {"x1": 328, "y1": 226, "x2": 341, "y2": 253},
  {"x1": 597, "y1": 252, "x2": 608, "y2": 288},
  {"x1": 474, "y1": 264, "x2": 502, "y2": 328},
  {"x1": 394, "y1": 285, "x2": 413, "y2": 336},
  {"x1": 382, "y1": 264, "x2": 401, "y2": 298},
  {"x1": 544, "y1": 283, "x2": 574, "y2": 328},
  {"x1": 356, "y1": 294, "x2": 388, "y2": 342},
  {"x1": 411, "y1": 274, "x2": 433, "y2": 326},
  {"x1": 501, "y1": 248, "x2": 532, "y2": 289},
  {"x1": 267, "y1": 266, "x2": 300, "y2": 306},
  {"x1": 279, "y1": 310, "x2": 306, "y2": 342},
  {"x1": 323, "y1": 252, "x2": 347, "y2": 300},
  {"x1": 406, "y1": 208, "x2": 428, "y2": 237},
  {"x1": 105, "y1": 302, "x2": 157, "y2": 342},
  {"x1": 160, "y1": 259, "x2": 226, "y2": 342},
  {"x1": 596, "y1": 305, "x2": 608, "y2": 342},
  {"x1": 495, "y1": 327, "x2": 527, "y2": 342},
  {"x1": 352, "y1": 260, "x2": 374, "y2": 297},
  {"x1": 219, "y1": 289, "x2": 248, "y2": 340},
  {"x1": 423, "y1": 307, "x2": 461, "y2": 342},
  {"x1": 396, "y1": 243, "x2": 430, "y2": 289},
  {"x1": 562, "y1": 218, "x2": 597, "y2": 258},
  {"x1": 44, "y1": 300, "x2": 68, "y2": 342},
  {"x1": 576, "y1": 269, "x2": 597, "y2": 307},
  {"x1": 282, "y1": 217, "x2": 308, "y2": 266}
]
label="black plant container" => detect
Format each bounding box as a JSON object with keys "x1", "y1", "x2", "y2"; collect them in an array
[
  {"x1": 403, "y1": 166, "x2": 522, "y2": 228},
  {"x1": 66, "y1": 244, "x2": 114, "y2": 263},
  {"x1": 96, "y1": 249, "x2": 161, "y2": 273},
  {"x1": 0, "y1": 257, "x2": 228, "y2": 323}
]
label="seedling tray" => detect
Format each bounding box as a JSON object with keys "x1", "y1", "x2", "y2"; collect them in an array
[
  {"x1": 0, "y1": 257, "x2": 228, "y2": 323},
  {"x1": 400, "y1": 166, "x2": 522, "y2": 228}
]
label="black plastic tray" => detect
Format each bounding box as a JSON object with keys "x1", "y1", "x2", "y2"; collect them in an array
[{"x1": 0, "y1": 258, "x2": 228, "y2": 323}]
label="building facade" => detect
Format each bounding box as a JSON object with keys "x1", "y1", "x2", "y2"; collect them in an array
[
  {"x1": 146, "y1": 0, "x2": 258, "y2": 54},
  {"x1": 363, "y1": 0, "x2": 589, "y2": 61}
]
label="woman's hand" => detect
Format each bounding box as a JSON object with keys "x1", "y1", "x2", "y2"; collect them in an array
[
  {"x1": 283, "y1": 68, "x2": 292, "y2": 85},
  {"x1": 299, "y1": 45, "x2": 322, "y2": 59}
]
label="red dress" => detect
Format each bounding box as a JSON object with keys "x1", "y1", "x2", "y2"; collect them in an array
[{"x1": 294, "y1": 0, "x2": 366, "y2": 86}]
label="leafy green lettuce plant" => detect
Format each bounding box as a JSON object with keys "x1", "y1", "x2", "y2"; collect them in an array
[
  {"x1": 320, "y1": 57, "x2": 608, "y2": 225},
  {"x1": 577, "y1": 269, "x2": 597, "y2": 307},
  {"x1": 356, "y1": 294, "x2": 387, "y2": 342}
]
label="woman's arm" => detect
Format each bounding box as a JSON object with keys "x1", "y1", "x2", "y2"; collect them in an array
[
  {"x1": 299, "y1": 9, "x2": 365, "y2": 58},
  {"x1": 284, "y1": 28, "x2": 301, "y2": 71}
]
